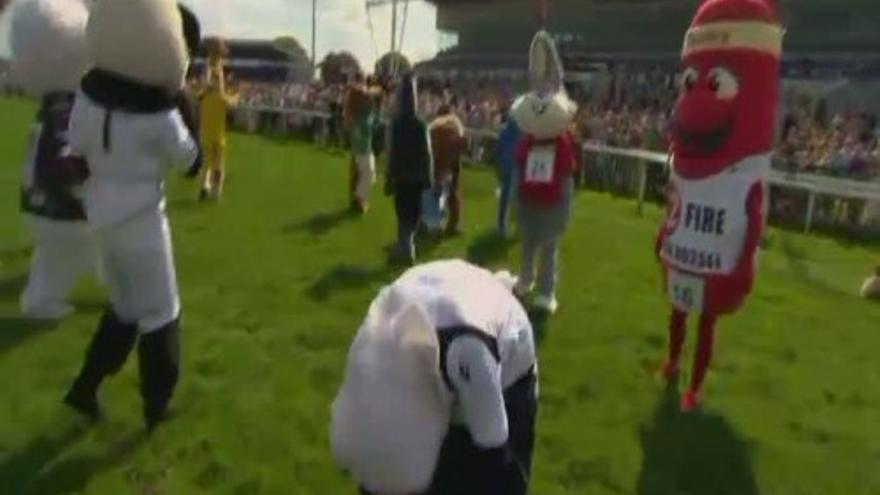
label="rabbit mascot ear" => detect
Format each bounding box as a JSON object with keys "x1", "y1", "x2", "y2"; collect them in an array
[
  {"x1": 530, "y1": 30, "x2": 564, "y2": 94},
  {"x1": 511, "y1": 30, "x2": 577, "y2": 140}
]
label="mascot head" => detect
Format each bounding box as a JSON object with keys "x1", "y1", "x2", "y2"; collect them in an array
[
  {"x1": 672, "y1": 0, "x2": 783, "y2": 178},
  {"x1": 86, "y1": 0, "x2": 189, "y2": 92},
  {"x1": 9, "y1": 0, "x2": 89, "y2": 96},
  {"x1": 510, "y1": 30, "x2": 577, "y2": 140},
  {"x1": 332, "y1": 287, "x2": 452, "y2": 495}
]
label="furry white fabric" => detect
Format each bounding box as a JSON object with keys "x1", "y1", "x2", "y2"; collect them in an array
[
  {"x1": 86, "y1": 0, "x2": 187, "y2": 91},
  {"x1": 9, "y1": 0, "x2": 89, "y2": 95},
  {"x1": 332, "y1": 292, "x2": 452, "y2": 495},
  {"x1": 862, "y1": 275, "x2": 880, "y2": 300},
  {"x1": 511, "y1": 30, "x2": 577, "y2": 140}
]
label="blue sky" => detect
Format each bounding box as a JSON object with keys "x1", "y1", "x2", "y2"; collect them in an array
[{"x1": 0, "y1": 0, "x2": 439, "y2": 68}]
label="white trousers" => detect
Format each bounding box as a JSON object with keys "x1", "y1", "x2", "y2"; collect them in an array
[
  {"x1": 354, "y1": 153, "x2": 376, "y2": 202},
  {"x1": 20, "y1": 216, "x2": 100, "y2": 319},
  {"x1": 97, "y1": 208, "x2": 180, "y2": 333}
]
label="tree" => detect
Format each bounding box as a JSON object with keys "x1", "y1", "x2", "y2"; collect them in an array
[
  {"x1": 319, "y1": 51, "x2": 361, "y2": 85},
  {"x1": 273, "y1": 36, "x2": 309, "y2": 62},
  {"x1": 374, "y1": 52, "x2": 411, "y2": 79}
]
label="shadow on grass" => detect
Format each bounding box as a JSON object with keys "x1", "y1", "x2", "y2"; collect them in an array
[
  {"x1": 528, "y1": 309, "x2": 551, "y2": 347},
  {"x1": 0, "y1": 425, "x2": 145, "y2": 495},
  {"x1": 0, "y1": 272, "x2": 28, "y2": 300},
  {"x1": 0, "y1": 317, "x2": 59, "y2": 356},
  {"x1": 0, "y1": 246, "x2": 31, "y2": 266},
  {"x1": 778, "y1": 233, "x2": 851, "y2": 299},
  {"x1": 284, "y1": 208, "x2": 358, "y2": 236},
  {"x1": 466, "y1": 230, "x2": 516, "y2": 267},
  {"x1": 307, "y1": 263, "x2": 393, "y2": 301},
  {"x1": 637, "y1": 385, "x2": 760, "y2": 495}
]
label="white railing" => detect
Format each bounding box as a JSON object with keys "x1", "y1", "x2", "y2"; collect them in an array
[{"x1": 235, "y1": 105, "x2": 880, "y2": 233}]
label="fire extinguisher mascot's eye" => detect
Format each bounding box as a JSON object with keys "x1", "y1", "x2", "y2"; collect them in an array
[{"x1": 655, "y1": 0, "x2": 783, "y2": 412}]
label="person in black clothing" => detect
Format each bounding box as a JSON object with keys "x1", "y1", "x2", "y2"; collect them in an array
[{"x1": 386, "y1": 73, "x2": 433, "y2": 264}]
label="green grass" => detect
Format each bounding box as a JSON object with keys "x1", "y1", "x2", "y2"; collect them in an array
[{"x1": 1, "y1": 96, "x2": 879, "y2": 495}]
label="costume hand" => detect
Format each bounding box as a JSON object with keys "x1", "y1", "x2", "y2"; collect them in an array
[{"x1": 185, "y1": 153, "x2": 203, "y2": 179}]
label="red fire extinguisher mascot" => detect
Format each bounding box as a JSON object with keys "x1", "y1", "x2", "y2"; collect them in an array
[{"x1": 656, "y1": 0, "x2": 783, "y2": 411}]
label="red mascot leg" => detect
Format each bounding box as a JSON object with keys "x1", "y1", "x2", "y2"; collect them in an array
[
  {"x1": 682, "y1": 313, "x2": 717, "y2": 412},
  {"x1": 662, "y1": 309, "x2": 687, "y2": 380}
]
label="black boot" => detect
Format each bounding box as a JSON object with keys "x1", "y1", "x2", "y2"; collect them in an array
[
  {"x1": 138, "y1": 319, "x2": 180, "y2": 432},
  {"x1": 64, "y1": 309, "x2": 138, "y2": 421}
]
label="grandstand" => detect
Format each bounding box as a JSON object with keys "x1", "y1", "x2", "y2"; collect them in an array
[{"x1": 422, "y1": 0, "x2": 880, "y2": 76}]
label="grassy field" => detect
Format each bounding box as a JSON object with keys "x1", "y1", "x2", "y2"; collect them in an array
[{"x1": 0, "y1": 96, "x2": 879, "y2": 495}]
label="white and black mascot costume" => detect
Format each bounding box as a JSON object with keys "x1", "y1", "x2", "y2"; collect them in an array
[
  {"x1": 63, "y1": 0, "x2": 202, "y2": 430},
  {"x1": 332, "y1": 260, "x2": 538, "y2": 495},
  {"x1": 10, "y1": 0, "x2": 96, "y2": 320}
]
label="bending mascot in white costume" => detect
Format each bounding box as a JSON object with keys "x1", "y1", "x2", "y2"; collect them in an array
[{"x1": 332, "y1": 260, "x2": 538, "y2": 495}]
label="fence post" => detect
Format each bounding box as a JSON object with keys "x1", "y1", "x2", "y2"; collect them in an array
[
  {"x1": 805, "y1": 189, "x2": 816, "y2": 233},
  {"x1": 636, "y1": 159, "x2": 648, "y2": 216}
]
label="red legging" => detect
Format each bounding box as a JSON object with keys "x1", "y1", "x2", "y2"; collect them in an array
[{"x1": 667, "y1": 309, "x2": 717, "y2": 395}]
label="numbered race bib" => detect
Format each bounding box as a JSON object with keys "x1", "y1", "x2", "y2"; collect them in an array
[
  {"x1": 525, "y1": 146, "x2": 556, "y2": 184},
  {"x1": 667, "y1": 270, "x2": 705, "y2": 313}
]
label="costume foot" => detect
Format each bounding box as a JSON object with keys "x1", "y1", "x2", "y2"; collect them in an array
[
  {"x1": 144, "y1": 407, "x2": 171, "y2": 432},
  {"x1": 63, "y1": 386, "x2": 102, "y2": 422},
  {"x1": 198, "y1": 189, "x2": 209, "y2": 202},
  {"x1": 534, "y1": 295, "x2": 559, "y2": 314},
  {"x1": 21, "y1": 304, "x2": 72, "y2": 321},
  {"x1": 661, "y1": 360, "x2": 680, "y2": 382},
  {"x1": 681, "y1": 389, "x2": 700, "y2": 412}
]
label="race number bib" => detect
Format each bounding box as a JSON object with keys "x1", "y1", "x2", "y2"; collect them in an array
[
  {"x1": 525, "y1": 146, "x2": 556, "y2": 184},
  {"x1": 667, "y1": 270, "x2": 705, "y2": 313}
]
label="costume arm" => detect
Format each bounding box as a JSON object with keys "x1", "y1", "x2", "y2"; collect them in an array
[
  {"x1": 734, "y1": 182, "x2": 765, "y2": 278},
  {"x1": 162, "y1": 109, "x2": 201, "y2": 177}
]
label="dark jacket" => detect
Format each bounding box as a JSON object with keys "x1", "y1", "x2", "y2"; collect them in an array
[
  {"x1": 20, "y1": 93, "x2": 89, "y2": 221},
  {"x1": 388, "y1": 74, "x2": 433, "y2": 188}
]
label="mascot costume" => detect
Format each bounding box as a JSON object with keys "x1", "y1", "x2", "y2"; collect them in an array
[
  {"x1": 344, "y1": 78, "x2": 382, "y2": 213},
  {"x1": 423, "y1": 107, "x2": 467, "y2": 236},
  {"x1": 64, "y1": 0, "x2": 202, "y2": 430},
  {"x1": 10, "y1": 0, "x2": 96, "y2": 320},
  {"x1": 510, "y1": 31, "x2": 578, "y2": 315},
  {"x1": 198, "y1": 37, "x2": 238, "y2": 201},
  {"x1": 387, "y1": 73, "x2": 433, "y2": 265},
  {"x1": 656, "y1": 0, "x2": 783, "y2": 411},
  {"x1": 332, "y1": 260, "x2": 538, "y2": 495}
]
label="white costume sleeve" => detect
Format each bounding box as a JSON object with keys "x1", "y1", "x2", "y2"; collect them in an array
[
  {"x1": 161, "y1": 110, "x2": 199, "y2": 173},
  {"x1": 446, "y1": 335, "x2": 509, "y2": 449},
  {"x1": 67, "y1": 97, "x2": 89, "y2": 156}
]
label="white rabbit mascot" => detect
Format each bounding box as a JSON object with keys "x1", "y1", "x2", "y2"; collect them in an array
[
  {"x1": 510, "y1": 31, "x2": 579, "y2": 315},
  {"x1": 10, "y1": 0, "x2": 97, "y2": 320}
]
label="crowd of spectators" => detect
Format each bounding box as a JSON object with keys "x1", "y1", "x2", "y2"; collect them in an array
[
  {"x1": 223, "y1": 72, "x2": 878, "y2": 182},
  {"x1": 779, "y1": 110, "x2": 880, "y2": 179}
]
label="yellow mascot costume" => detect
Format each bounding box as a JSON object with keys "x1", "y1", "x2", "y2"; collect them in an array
[{"x1": 198, "y1": 37, "x2": 238, "y2": 201}]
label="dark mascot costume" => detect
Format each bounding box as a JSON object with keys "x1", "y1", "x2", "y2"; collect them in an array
[{"x1": 656, "y1": 0, "x2": 783, "y2": 411}]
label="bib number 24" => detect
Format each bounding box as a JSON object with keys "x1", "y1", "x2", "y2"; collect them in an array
[
  {"x1": 667, "y1": 270, "x2": 705, "y2": 313},
  {"x1": 525, "y1": 146, "x2": 556, "y2": 184}
]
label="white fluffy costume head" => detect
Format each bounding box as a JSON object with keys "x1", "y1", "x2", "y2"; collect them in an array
[
  {"x1": 511, "y1": 30, "x2": 577, "y2": 140},
  {"x1": 9, "y1": 0, "x2": 89, "y2": 96},
  {"x1": 86, "y1": 0, "x2": 188, "y2": 91},
  {"x1": 331, "y1": 285, "x2": 453, "y2": 495}
]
